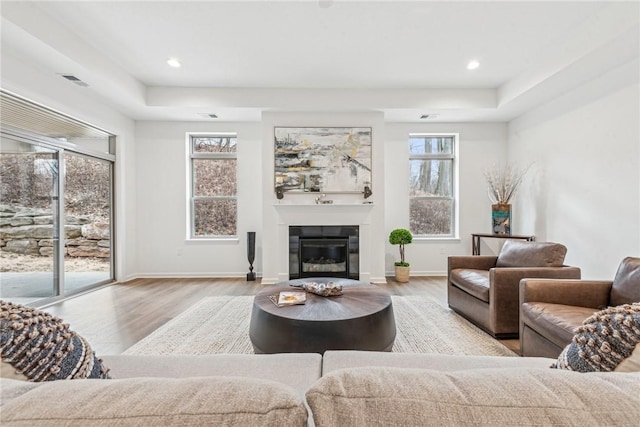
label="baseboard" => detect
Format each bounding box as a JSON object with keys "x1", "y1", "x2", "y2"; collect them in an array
[
  {"x1": 369, "y1": 276, "x2": 388, "y2": 284},
  {"x1": 385, "y1": 270, "x2": 447, "y2": 277},
  {"x1": 133, "y1": 272, "x2": 262, "y2": 279}
]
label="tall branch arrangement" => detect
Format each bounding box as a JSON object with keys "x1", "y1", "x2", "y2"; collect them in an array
[{"x1": 484, "y1": 163, "x2": 531, "y2": 205}]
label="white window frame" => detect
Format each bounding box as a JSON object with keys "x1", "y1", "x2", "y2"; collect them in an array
[
  {"x1": 186, "y1": 132, "x2": 238, "y2": 240},
  {"x1": 408, "y1": 133, "x2": 459, "y2": 240}
]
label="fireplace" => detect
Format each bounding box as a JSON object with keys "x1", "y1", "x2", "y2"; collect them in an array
[{"x1": 289, "y1": 226, "x2": 359, "y2": 280}]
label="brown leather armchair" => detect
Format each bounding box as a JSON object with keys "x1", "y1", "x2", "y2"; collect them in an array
[
  {"x1": 448, "y1": 240, "x2": 581, "y2": 339},
  {"x1": 520, "y1": 257, "x2": 640, "y2": 358}
]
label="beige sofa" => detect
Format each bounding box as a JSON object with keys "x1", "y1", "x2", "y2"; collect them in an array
[{"x1": 2, "y1": 351, "x2": 639, "y2": 426}]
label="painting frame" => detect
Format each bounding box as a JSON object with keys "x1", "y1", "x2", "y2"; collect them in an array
[{"x1": 274, "y1": 127, "x2": 372, "y2": 195}]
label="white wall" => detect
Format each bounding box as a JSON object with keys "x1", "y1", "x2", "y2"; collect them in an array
[
  {"x1": 385, "y1": 123, "x2": 508, "y2": 275},
  {"x1": 508, "y1": 62, "x2": 640, "y2": 279},
  {"x1": 1, "y1": 51, "x2": 138, "y2": 282},
  {"x1": 134, "y1": 116, "x2": 510, "y2": 280},
  {"x1": 134, "y1": 121, "x2": 262, "y2": 277}
]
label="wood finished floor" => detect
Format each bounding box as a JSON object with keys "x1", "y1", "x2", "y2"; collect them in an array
[{"x1": 41, "y1": 277, "x2": 519, "y2": 356}]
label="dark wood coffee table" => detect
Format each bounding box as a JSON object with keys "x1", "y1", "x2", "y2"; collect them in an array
[{"x1": 249, "y1": 278, "x2": 396, "y2": 354}]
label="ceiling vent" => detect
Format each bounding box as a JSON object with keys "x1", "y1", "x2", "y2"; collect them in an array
[
  {"x1": 198, "y1": 113, "x2": 218, "y2": 119},
  {"x1": 420, "y1": 114, "x2": 439, "y2": 119},
  {"x1": 60, "y1": 74, "x2": 89, "y2": 87}
]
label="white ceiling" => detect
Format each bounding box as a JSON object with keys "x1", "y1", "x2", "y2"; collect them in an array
[{"x1": 1, "y1": 0, "x2": 639, "y2": 123}]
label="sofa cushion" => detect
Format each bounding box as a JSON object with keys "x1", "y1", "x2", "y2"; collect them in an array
[
  {"x1": 616, "y1": 345, "x2": 640, "y2": 372},
  {"x1": 521, "y1": 302, "x2": 595, "y2": 349},
  {"x1": 0, "y1": 378, "x2": 40, "y2": 406},
  {"x1": 101, "y1": 353, "x2": 322, "y2": 398},
  {"x1": 0, "y1": 360, "x2": 29, "y2": 381},
  {"x1": 0, "y1": 300, "x2": 110, "y2": 381},
  {"x1": 1, "y1": 376, "x2": 308, "y2": 426},
  {"x1": 553, "y1": 303, "x2": 640, "y2": 372},
  {"x1": 610, "y1": 257, "x2": 640, "y2": 307},
  {"x1": 495, "y1": 240, "x2": 567, "y2": 268},
  {"x1": 322, "y1": 350, "x2": 554, "y2": 373},
  {"x1": 449, "y1": 269, "x2": 490, "y2": 302},
  {"x1": 306, "y1": 367, "x2": 640, "y2": 427}
]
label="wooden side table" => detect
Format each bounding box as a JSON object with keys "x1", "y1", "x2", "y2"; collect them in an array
[{"x1": 471, "y1": 233, "x2": 535, "y2": 255}]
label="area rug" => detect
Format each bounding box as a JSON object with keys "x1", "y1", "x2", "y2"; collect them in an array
[{"x1": 123, "y1": 295, "x2": 515, "y2": 357}]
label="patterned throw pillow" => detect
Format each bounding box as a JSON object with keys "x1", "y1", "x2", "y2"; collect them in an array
[
  {"x1": 0, "y1": 300, "x2": 110, "y2": 381},
  {"x1": 552, "y1": 303, "x2": 640, "y2": 372}
]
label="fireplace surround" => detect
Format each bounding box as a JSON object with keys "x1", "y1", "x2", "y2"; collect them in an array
[{"x1": 289, "y1": 226, "x2": 359, "y2": 280}]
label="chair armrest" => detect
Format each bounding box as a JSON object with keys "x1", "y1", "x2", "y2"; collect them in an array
[
  {"x1": 489, "y1": 266, "x2": 582, "y2": 314},
  {"x1": 519, "y1": 278, "x2": 612, "y2": 308},
  {"x1": 491, "y1": 266, "x2": 581, "y2": 291},
  {"x1": 448, "y1": 256, "x2": 497, "y2": 273}
]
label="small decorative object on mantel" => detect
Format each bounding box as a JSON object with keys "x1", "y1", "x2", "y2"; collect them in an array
[
  {"x1": 275, "y1": 186, "x2": 284, "y2": 200},
  {"x1": 484, "y1": 163, "x2": 531, "y2": 236},
  {"x1": 315, "y1": 193, "x2": 334, "y2": 204},
  {"x1": 290, "y1": 281, "x2": 343, "y2": 297},
  {"x1": 363, "y1": 182, "x2": 373, "y2": 199},
  {"x1": 389, "y1": 228, "x2": 413, "y2": 283}
]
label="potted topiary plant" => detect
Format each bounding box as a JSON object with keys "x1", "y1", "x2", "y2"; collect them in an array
[{"x1": 389, "y1": 228, "x2": 413, "y2": 283}]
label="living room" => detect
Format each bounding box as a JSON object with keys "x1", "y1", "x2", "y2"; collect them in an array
[{"x1": 1, "y1": 1, "x2": 639, "y2": 425}]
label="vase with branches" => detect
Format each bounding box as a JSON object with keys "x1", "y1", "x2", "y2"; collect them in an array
[
  {"x1": 484, "y1": 163, "x2": 531, "y2": 204},
  {"x1": 484, "y1": 163, "x2": 531, "y2": 235}
]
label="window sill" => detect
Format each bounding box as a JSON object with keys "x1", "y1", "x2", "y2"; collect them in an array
[
  {"x1": 413, "y1": 236, "x2": 461, "y2": 242},
  {"x1": 185, "y1": 237, "x2": 239, "y2": 245}
]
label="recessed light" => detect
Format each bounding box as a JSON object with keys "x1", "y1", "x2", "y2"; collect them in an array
[
  {"x1": 467, "y1": 60, "x2": 480, "y2": 70},
  {"x1": 167, "y1": 58, "x2": 181, "y2": 68}
]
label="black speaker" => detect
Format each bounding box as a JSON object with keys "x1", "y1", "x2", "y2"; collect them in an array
[{"x1": 247, "y1": 231, "x2": 256, "y2": 281}]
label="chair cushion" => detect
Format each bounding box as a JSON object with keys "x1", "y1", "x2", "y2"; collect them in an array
[
  {"x1": 553, "y1": 303, "x2": 640, "y2": 372},
  {"x1": 449, "y1": 269, "x2": 490, "y2": 302},
  {"x1": 0, "y1": 300, "x2": 110, "y2": 381},
  {"x1": 610, "y1": 257, "x2": 640, "y2": 307},
  {"x1": 521, "y1": 302, "x2": 595, "y2": 349},
  {"x1": 496, "y1": 240, "x2": 567, "y2": 268}
]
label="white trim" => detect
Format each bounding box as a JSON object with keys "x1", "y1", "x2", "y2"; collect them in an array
[
  {"x1": 185, "y1": 132, "x2": 238, "y2": 239},
  {"x1": 134, "y1": 272, "x2": 259, "y2": 278},
  {"x1": 408, "y1": 132, "x2": 460, "y2": 239},
  {"x1": 184, "y1": 237, "x2": 239, "y2": 245}
]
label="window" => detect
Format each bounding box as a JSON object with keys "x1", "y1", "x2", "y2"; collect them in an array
[
  {"x1": 408, "y1": 134, "x2": 457, "y2": 237},
  {"x1": 189, "y1": 135, "x2": 237, "y2": 238}
]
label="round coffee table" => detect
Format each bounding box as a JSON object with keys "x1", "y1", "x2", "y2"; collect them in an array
[{"x1": 249, "y1": 278, "x2": 396, "y2": 354}]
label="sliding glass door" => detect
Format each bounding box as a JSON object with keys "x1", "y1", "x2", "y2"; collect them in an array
[
  {"x1": 63, "y1": 152, "x2": 112, "y2": 293},
  {"x1": 0, "y1": 136, "x2": 60, "y2": 304},
  {"x1": 0, "y1": 132, "x2": 114, "y2": 305}
]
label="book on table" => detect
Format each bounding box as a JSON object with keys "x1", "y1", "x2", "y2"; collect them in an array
[{"x1": 268, "y1": 291, "x2": 307, "y2": 307}]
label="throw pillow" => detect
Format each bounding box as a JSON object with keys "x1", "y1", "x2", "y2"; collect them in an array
[
  {"x1": 552, "y1": 303, "x2": 640, "y2": 372},
  {"x1": 0, "y1": 300, "x2": 110, "y2": 381}
]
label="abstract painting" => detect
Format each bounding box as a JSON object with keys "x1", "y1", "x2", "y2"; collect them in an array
[{"x1": 274, "y1": 127, "x2": 372, "y2": 194}]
